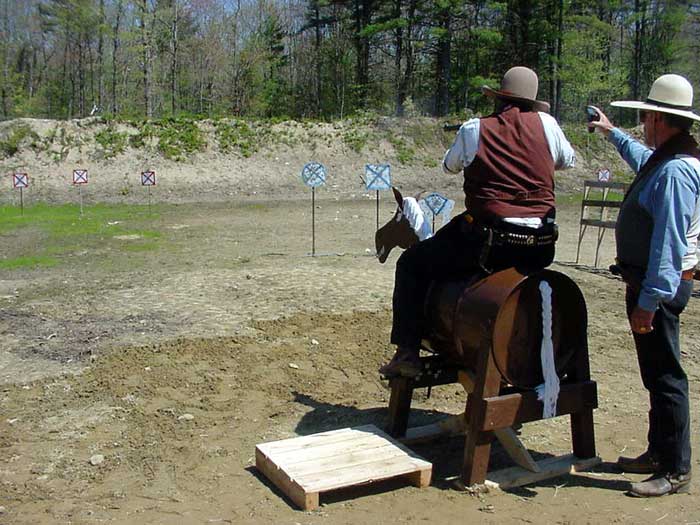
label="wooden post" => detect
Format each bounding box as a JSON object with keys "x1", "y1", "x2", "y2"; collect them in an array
[
  {"x1": 462, "y1": 345, "x2": 502, "y2": 485},
  {"x1": 387, "y1": 377, "x2": 414, "y2": 438},
  {"x1": 568, "y1": 317, "x2": 597, "y2": 459}
]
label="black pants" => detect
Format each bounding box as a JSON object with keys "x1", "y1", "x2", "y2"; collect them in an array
[
  {"x1": 390, "y1": 213, "x2": 555, "y2": 350},
  {"x1": 626, "y1": 280, "x2": 693, "y2": 475}
]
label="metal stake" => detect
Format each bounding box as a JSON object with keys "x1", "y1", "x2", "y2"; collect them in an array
[
  {"x1": 376, "y1": 190, "x2": 380, "y2": 231},
  {"x1": 79, "y1": 185, "x2": 84, "y2": 216},
  {"x1": 19, "y1": 187, "x2": 24, "y2": 216},
  {"x1": 312, "y1": 186, "x2": 316, "y2": 256}
]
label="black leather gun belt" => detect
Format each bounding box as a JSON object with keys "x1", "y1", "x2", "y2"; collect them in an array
[{"x1": 490, "y1": 227, "x2": 558, "y2": 247}]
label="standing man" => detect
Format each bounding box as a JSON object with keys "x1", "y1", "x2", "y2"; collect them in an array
[
  {"x1": 590, "y1": 74, "x2": 700, "y2": 497},
  {"x1": 379, "y1": 66, "x2": 576, "y2": 378}
]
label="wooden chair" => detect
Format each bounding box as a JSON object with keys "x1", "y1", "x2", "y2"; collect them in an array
[{"x1": 576, "y1": 180, "x2": 629, "y2": 267}]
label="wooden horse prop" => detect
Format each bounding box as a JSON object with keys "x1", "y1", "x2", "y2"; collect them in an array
[
  {"x1": 375, "y1": 187, "x2": 432, "y2": 263},
  {"x1": 374, "y1": 189, "x2": 600, "y2": 489}
]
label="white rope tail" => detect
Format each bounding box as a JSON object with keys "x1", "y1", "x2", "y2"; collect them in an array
[{"x1": 536, "y1": 280, "x2": 559, "y2": 419}]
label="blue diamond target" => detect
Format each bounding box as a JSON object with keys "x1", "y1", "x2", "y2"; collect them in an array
[
  {"x1": 301, "y1": 162, "x2": 326, "y2": 188},
  {"x1": 423, "y1": 192, "x2": 449, "y2": 216},
  {"x1": 365, "y1": 164, "x2": 391, "y2": 190}
]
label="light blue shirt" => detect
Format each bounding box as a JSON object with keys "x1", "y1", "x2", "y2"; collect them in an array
[{"x1": 609, "y1": 128, "x2": 700, "y2": 311}]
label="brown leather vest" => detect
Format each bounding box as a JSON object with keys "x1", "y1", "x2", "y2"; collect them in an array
[{"x1": 463, "y1": 106, "x2": 555, "y2": 223}]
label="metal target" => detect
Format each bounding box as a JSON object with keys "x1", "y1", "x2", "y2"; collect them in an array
[{"x1": 301, "y1": 162, "x2": 327, "y2": 188}]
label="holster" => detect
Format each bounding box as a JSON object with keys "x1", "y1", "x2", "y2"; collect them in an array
[
  {"x1": 609, "y1": 262, "x2": 644, "y2": 292},
  {"x1": 476, "y1": 220, "x2": 557, "y2": 274}
]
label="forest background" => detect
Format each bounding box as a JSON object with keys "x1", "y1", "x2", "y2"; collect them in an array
[{"x1": 1, "y1": 0, "x2": 699, "y2": 127}]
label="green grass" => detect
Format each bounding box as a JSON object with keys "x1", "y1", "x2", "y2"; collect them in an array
[
  {"x1": 0, "y1": 204, "x2": 164, "y2": 270},
  {"x1": 95, "y1": 127, "x2": 129, "y2": 158},
  {"x1": 0, "y1": 123, "x2": 39, "y2": 158},
  {"x1": 0, "y1": 256, "x2": 58, "y2": 270}
]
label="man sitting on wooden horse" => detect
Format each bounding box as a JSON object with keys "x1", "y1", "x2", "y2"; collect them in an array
[{"x1": 380, "y1": 66, "x2": 576, "y2": 378}]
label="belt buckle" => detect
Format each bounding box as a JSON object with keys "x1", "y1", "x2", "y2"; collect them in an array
[{"x1": 526, "y1": 235, "x2": 535, "y2": 246}]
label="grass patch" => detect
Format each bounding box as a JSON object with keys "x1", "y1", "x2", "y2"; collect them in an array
[
  {"x1": 388, "y1": 135, "x2": 415, "y2": 164},
  {"x1": 214, "y1": 120, "x2": 268, "y2": 157},
  {"x1": 0, "y1": 204, "x2": 164, "y2": 270},
  {"x1": 130, "y1": 118, "x2": 206, "y2": 161},
  {"x1": 0, "y1": 255, "x2": 58, "y2": 270},
  {"x1": 95, "y1": 127, "x2": 129, "y2": 159},
  {"x1": 120, "y1": 241, "x2": 159, "y2": 252},
  {"x1": 0, "y1": 123, "x2": 39, "y2": 158},
  {"x1": 342, "y1": 128, "x2": 370, "y2": 152}
]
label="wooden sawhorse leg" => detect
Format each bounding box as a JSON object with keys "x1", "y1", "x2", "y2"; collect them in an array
[
  {"x1": 462, "y1": 349, "x2": 503, "y2": 486},
  {"x1": 387, "y1": 376, "x2": 414, "y2": 438}
]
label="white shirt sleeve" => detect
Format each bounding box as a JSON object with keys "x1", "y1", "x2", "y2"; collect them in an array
[
  {"x1": 442, "y1": 118, "x2": 481, "y2": 174},
  {"x1": 538, "y1": 112, "x2": 576, "y2": 170}
]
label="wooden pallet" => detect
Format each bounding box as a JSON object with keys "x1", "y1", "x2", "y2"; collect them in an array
[{"x1": 255, "y1": 424, "x2": 432, "y2": 510}]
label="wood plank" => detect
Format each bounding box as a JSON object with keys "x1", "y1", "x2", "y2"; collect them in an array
[
  {"x1": 269, "y1": 434, "x2": 391, "y2": 464},
  {"x1": 493, "y1": 427, "x2": 540, "y2": 473},
  {"x1": 255, "y1": 448, "x2": 318, "y2": 510},
  {"x1": 407, "y1": 467, "x2": 432, "y2": 488},
  {"x1": 582, "y1": 199, "x2": 622, "y2": 208},
  {"x1": 257, "y1": 425, "x2": 378, "y2": 455},
  {"x1": 485, "y1": 454, "x2": 602, "y2": 490},
  {"x1": 583, "y1": 180, "x2": 628, "y2": 190},
  {"x1": 579, "y1": 219, "x2": 617, "y2": 229},
  {"x1": 287, "y1": 444, "x2": 409, "y2": 478},
  {"x1": 480, "y1": 381, "x2": 598, "y2": 431},
  {"x1": 302, "y1": 454, "x2": 431, "y2": 492},
  {"x1": 400, "y1": 413, "x2": 467, "y2": 445}
]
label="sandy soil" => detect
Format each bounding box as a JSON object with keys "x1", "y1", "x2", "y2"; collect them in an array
[{"x1": 2, "y1": 193, "x2": 700, "y2": 525}]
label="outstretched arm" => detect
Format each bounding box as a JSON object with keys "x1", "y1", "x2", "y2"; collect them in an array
[{"x1": 588, "y1": 106, "x2": 652, "y2": 175}]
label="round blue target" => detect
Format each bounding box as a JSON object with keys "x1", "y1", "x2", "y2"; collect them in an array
[{"x1": 301, "y1": 162, "x2": 327, "y2": 188}]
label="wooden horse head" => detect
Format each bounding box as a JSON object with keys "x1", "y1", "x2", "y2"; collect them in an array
[{"x1": 375, "y1": 187, "x2": 421, "y2": 264}]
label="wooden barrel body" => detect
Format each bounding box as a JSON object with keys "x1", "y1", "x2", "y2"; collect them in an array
[{"x1": 424, "y1": 268, "x2": 587, "y2": 388}]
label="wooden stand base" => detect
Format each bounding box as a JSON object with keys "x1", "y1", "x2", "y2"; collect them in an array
[{"x1": 387, "y1": 355, "x2": 598, "y2": 489}]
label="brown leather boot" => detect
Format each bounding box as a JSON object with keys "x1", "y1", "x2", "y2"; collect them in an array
[
  {"x1": 628, "y1": 472, "x2": 691, "y2": 497},
  {"x1": 379, "y1": 348, "x2": 422, "y2": 378}
]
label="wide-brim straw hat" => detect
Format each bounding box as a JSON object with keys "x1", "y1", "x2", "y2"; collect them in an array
[
  {"x1": 482, "y1": 66, "x2": 550, "y2": 113},
  {"x1": 611, "y1": 74, "x2": 700, "y2": 122}
]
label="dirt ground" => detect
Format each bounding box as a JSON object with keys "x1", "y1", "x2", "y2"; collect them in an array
[{"x1": 2, "y1": 195, "x2": 700, "y2": 525}]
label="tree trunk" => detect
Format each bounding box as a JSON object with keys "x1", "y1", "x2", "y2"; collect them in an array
[
  {"x1": 112, "y1": 0, "x2": 123, "y2": 114},
  {"x1": 394, "y1": 0, "x2": 404, "y2": 116},
  {"x1": 78, "y1": 35, "x2": 85, "y2": 117},
  {"x1": 435, "y1": 8, "x2": 451, "y2": 116},
  {"x1": 314, "y1": 1, "x2": 322, "y2": 116},
  {"x1": 632, "y1": 0, "x2": 647, "y2": 101},
  {"x1": 171, "y1": 0, "x2": 178, "y2": 115},
  {"x1": 353, "y1": 0, "x2": 372, "y2": 106},
  {"x1": 553, "y1": 0, "x2": 563, "y2": 120},
  {"x1": 0, "y1": 0, "x2": 9, "y2": 118},
  {"x1": 97, "y1": 0, "x2": 105, "y2": 110},
  {"x1": 140, "y1": 0, "x2": 153, "y2": 118}
]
